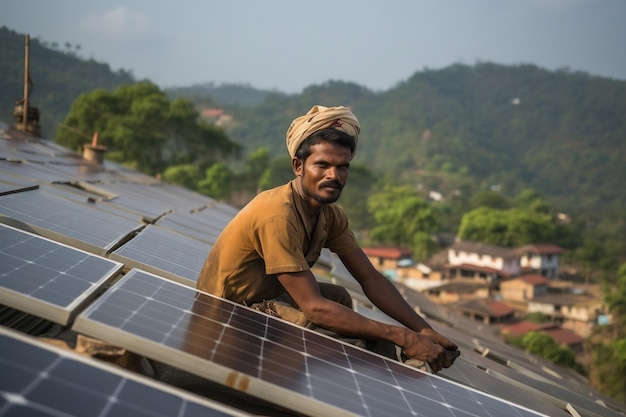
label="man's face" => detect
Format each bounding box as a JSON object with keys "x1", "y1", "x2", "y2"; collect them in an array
[{"x1": 296, "y1": 141, "x2": 351, "y2": 205}]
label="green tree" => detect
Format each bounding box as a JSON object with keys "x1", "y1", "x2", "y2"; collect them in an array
[
  {"x1": 162, "y1": 164, "x2": 200, "y2": 190},
  {"x1": 605, "y1": 263, "x2": 626, "y2": 338},
  {"x1": 198, "y1": 163, "x2": 232, "y2": 200},
  {"x1": 591, "y1": 338, "x2": 626, "y2": 402},
  {"x1": 367, "y1": 185, "x2": 439, "y2": 260},
  {"x1": 458, "y1": 207, "x2": 556, "y2": 247},
  {"x1": 469, "y1": 190, "x2": 510, "y2": 210},
  {"x1": 236, "y1": 148, "x2": 271, "y2": 194},
  {"x1": 56, "y1": 82, "x2": 240, "y2": 176},
  {"x1": 514, "y1": 188, "x2": 551, "y2": 214},
  {"x1": 521, "y1": 332, "x2": 581, "y2": 371},
  {"x1": 259, "y1": 155, "x2": 295, "y2": 191}
]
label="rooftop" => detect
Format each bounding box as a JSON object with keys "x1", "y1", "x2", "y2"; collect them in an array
[{"x1": 1, "y1": 121, "x2": 625, "y2": 417}]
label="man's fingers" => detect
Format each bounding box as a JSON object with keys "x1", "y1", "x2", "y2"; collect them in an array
[
  {"x1": 442, "y1": 349, "x2": 460, "y2": 368},
  {"x1": 421, "y1": 328, "x2": 458, "y2": 351}
]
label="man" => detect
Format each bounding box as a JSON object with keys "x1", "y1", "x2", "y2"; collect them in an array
[{"x1": 197, "y1": 105, "x2": 459, "y2": 373}]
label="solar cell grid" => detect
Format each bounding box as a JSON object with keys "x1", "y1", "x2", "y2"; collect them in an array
[
  {"x1": 157, "y1": 211, "x2": 223, "y2": 244},
  {"x1": 0, "y1": 188, "x2": 143, "y2": 254},
  {"x1": 0, "y1": 327, "x2": 251, "y2": 417},
  {"x1": 111, "y1": 224, "x2": 212, "y2": 286},
  {"x1": 93, "y1": 182, "x2": 175, "y2": 221},
  {"x1": 0, "y1": 223, "x2": 123, "y2": 325},
  {"x1": 74, "y1": 269, "x2": 547, "y2": 417},
  {"x1": 0, "y1": 158, "x2": 76, "y2": 183},
  {"x1": 0, "y1": 174, "x2": 38, "y2": 196}
]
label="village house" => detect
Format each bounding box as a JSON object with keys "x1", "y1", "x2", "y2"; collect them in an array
[
  {"x1": 364, "y1": 240, "x2": 567, "y2": 293},
  {"x1": 447, "y1": 241, "x2": 521, "y2": 281},
  {"x1": 518, "y1": 244, "x2": 565, "y2": 278},
  {"x1": 199, "y1": 108, "x2": 233, "y2": 127},
  {"x1": 425, "y1": 281, "x2": 491, "y2": 303},
  {"x1": 450, "y1": 297, "x2": 516, "y2": 324},
  {"x1": 500, "y1": 274, "x2": 550, "y2": 303},
  {"x1": 527, "y1": 291, "x2": 605, "y2": 337},
  {"x1": 362, "y1": 247, "x2": 414, "y2": 281}
]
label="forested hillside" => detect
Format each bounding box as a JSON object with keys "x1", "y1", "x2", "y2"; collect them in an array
[
  {"x1": 2, "y1": 25, "x2": 625, "y2": 248},
  {"x1": 0, "y1": 26, "x2": 135, "y2": 138},
  {"x1": 217, "y1": 64, "x2": 626, "y2": 238}
]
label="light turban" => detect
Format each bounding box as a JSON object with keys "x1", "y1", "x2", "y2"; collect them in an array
[{"x1": 285, "y1": 105, "x2": 360, "y2": 158}]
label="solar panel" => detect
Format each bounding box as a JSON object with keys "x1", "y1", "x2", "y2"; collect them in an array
[
  {"x1": 0, "y1": 188, "x2": 143, "y2": 255},
  {"x1": 110, "y1": 225, "x2": 211, "y2": 286},
  {"x1": 0, "y1": 223, "x2": 123, "y2": 325},
  {"x1": 438, "y1": 357, "x2": 570, "y2": 417},
  {"x1": 89, "y1": 182, "x2": 178, "y2": 222},
  {"x1": 74, "y1": 269, "x2": 547, "y2": 417},
  {"x1": 0, "y1": 327, "x2": 251, "y2": 417},
  {"x1": 157, "y1": 211, "x2": 224, "y2": 245},
  {"x1": 0, "y1": 158, "x2": 76, "y2": 183}
]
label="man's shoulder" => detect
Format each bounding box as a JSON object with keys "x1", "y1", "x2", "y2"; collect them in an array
[{"x1": 243, "y1": 182, "x2": 294, "y2": 214}]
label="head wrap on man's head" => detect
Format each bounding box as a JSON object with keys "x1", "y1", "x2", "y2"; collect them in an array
[{"x1": 285, "y1": 105, "x2": 360, "y2": 158}]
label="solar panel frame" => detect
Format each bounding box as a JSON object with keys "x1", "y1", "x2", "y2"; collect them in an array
[
  {"x1": 0, "y1": 177, "x2": 38, "y2": 196},
  {"x1": 74, "y1": 269, "x2": 549, "y2": 417},
  {"x1": 0, "y1": 326, "x2": 252, "y2": 417},
  {"x1": 0, "y1": 223, "x2": 123, "y2": 325}
]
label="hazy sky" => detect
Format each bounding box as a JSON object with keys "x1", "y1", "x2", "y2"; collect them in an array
[{"x1": 2, "y1": 0, "x2": 625, "y2": 93}]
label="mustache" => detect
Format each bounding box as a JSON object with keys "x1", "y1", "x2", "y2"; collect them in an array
[{"x1": 320, "y1": 180, "x2": 343, "y2": 189}]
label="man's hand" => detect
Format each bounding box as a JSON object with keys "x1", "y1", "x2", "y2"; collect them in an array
[
  {"x1": 419, "y1": 328, "x2": 458, "y2": 351},
  {"x1": 402, "y1": 328, "x2": 460, "y2": 373}
]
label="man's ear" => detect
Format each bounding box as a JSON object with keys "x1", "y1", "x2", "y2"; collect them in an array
[{"x1": 292, "y1": 157, "x2": 303, "y2": 177}]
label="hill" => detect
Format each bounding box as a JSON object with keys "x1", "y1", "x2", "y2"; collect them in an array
[
  {"x1": 0, "y1": 26, "x2": 135, "y2": 138},
  {"x1": 167, "y1": 82, "x2": 281, "y2": 107},
  {"x1": 197, "y1": 64, "x2": 626, "y2": 238},
  {"x1": 1, "y1": 26, "x2": 624, "y2": 245}
]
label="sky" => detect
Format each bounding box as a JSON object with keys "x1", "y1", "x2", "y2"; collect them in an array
[{"x1": 1, "y1": 0, "x2": 625, "y2": 94}]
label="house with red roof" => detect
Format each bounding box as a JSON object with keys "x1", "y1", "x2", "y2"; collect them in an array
[
  {"x1": 501, "y1": 320, "x2": 584, "y2": 351},
  {"x1": 500, "y1": 274, "x2": 549, "y2": 303},
  {"x1": 362, "y1": 247, "x2": 414, "y2": 271},
  {"x1": 450, "y1": 297, "x2": 516, "y2": 324}
]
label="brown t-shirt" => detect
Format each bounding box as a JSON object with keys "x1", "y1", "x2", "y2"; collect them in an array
[{"x1": 196, "y1": 180, "x2": 360, "y2": 304}]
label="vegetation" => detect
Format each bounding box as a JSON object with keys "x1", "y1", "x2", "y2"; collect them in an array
[
  {"x1": 56, "y1": 82, "x2": 241, "y2": 177},
  {"x1": 3, "y1": 26, "x2": 626, "y2": 402},
  {"x1": 589, "y1": 263, "x2": 626, "y2": 402},
  {"x1": 0, "y1": 26, "x2": 134, "y2": 138},
  {"x1": 367, "y1": 185, "x2": 440, "y2": 260},
  {"x1": 457, "y1": 189, "x2": 578, "y2": 248},
  {"x1": 521, "y1": 332, "x2": 586, "y2": 375}
]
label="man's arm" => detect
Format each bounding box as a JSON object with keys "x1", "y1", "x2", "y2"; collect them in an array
[
  {"x1": 338, "y1": 249, "x2": 459, "y2": 358},
  {"x1": 277, "y1": 268, "x2": 457, "y2": 372}
]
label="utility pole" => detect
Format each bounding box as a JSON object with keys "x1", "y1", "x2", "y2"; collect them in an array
[
  {"x1": 22, "y1": 34, "x2": 30, "y2": 132},
  {"x1": 14, "y1": 33, "x2": 41, "y2": 137}
]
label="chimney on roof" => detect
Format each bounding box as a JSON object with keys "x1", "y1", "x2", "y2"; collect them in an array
[{"x1": 82, "y1": 132, "x2": 107, "y2": 165}]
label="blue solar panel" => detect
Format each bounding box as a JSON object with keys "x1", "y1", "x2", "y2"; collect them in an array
[
  {"x1": 0, "y1": 188, "x2": 143, "y2": 254},
  {"x1": 74, "y1": 269, "x2": 547, "y2": 417},
  {"x1": 0, "y1": 223, "x2": 123, "y2": 325},
  {"x1": 111, "y1": 225, "x2": 212, "y2": 286},
  {"x1": 0, "y1": 327, "x2": 250, "y2": 417}
]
